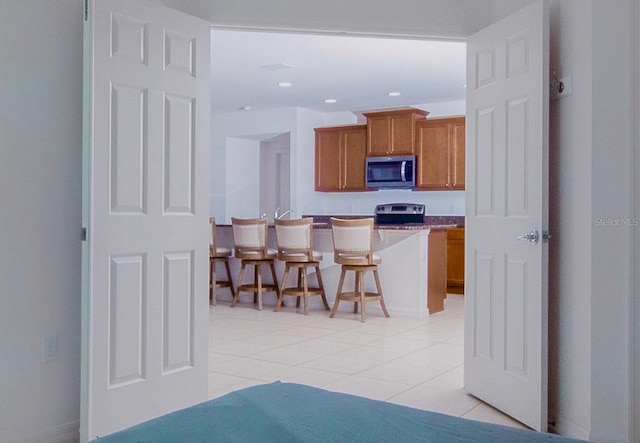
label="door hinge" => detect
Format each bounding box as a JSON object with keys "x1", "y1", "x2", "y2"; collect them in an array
[
  {"x1": 84, "y1": 0, "x2": 88, "y2": 21},
  {"x1": 81, "y1": 227, "x2": 87, "y2": 241},
  {"x1": 542, "y1": 230, "x2": 551, "y2": 243}
]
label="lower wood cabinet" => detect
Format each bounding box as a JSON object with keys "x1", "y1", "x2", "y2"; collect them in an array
[
  {"x1": 314, "y1": 125, "x2": 368, "y2": 192},
  {"x1": 428, "y1": 229, "x2": 447, "y2": 314},
  {"x1": 446, "y1": 227, "x2": 465, "y2": 294}
]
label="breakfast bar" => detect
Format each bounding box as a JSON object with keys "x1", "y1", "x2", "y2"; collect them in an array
[{"x1": 213, "y1": 216, "x2": 462, "y2": 317}]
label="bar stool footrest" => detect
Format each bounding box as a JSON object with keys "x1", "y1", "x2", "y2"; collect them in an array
[
  {"x1": 237, "y1": 284, "x2": 278, "y2": 293},
  {"x1": 336, "y1": 291, "x2": 383, "y2": 302},
  {"x1": 281, "y1": 287, "x2": 323, "y2": 297}
]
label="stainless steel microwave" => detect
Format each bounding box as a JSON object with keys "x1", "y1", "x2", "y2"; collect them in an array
[{"x1": 365, "y1": 155, "x2": 416, "y2": 189}]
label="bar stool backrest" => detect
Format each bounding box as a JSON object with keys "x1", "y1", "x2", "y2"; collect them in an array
[
  {"x1": 330, "y1": 217, "x2": 375, "y2": 265},
  {"x1": 231, "y1": 217, "x2": 269, "y2": 258},
  {"x1": 274, "y1": 217, "x2": 314, "y2": 262}
]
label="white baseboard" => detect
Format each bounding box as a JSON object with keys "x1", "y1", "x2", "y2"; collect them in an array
[
  {"x1": 12, "y1": 421, "x2": 79, "y2": 443},
  {"x1": 551, "y1": 414, "x2": 590, "y2": 441}
]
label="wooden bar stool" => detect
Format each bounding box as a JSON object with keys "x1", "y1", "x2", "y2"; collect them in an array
[
  {"x1": 273, "y1": 217, "x2": 330, "y2": 315},
  {"x1": 230, "y1": 217, "x2": 280, "y2": 310},
  {"x1": 329, "y1": 217, "x2": 390, "y2": 322},
  {"x1": 209, "y1": 217, "x2": 235, "y2": 305}
]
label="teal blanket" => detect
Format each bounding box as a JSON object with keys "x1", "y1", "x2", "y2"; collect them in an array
[{"x1": 95, "y1": 382, "x2": 585, "y2": 442}]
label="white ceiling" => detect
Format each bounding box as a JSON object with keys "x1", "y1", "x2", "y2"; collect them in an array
[{"x1": 210, "y1": 29, "x2": 467, "y2": 114}]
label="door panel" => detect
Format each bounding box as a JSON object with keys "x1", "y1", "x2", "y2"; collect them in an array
[
  {"x1": 451, "y1": 120, "x2": 466, "y2": 188},
  {"x1": 343, "y1": 127, "x2": 367, "y2": 189},
  {"x1": 81, "y1": 0, "x2": 210, "y2": 439},
  {"x1": 464, "y1": 0, "x2": 549, "y2": 432}
]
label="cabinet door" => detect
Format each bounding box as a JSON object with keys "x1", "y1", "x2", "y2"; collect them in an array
[
  {"x1": 446, "y1": 227, "x2": 465, "y2": 293},
  {"x1": 366, "y1": 115, "x2": 390, "y2": 156},
  {"x1": 342, "y1": 126, "x2": 368, "y2": 190},
  {"x1": 428, "y1": 230, "x2": 447, "y2": 313},
  {"x1": 450, "y1": 119, "x2": 466, "y2": 189},
  {"x1": 389, "y1": 113, "x2": 416, "y2": 155},
  {"x1": 416, "y1": 120, "x2": 450, "y2": 189},
  {"x1": 315, "y1": 129, "x2": 342, "y2": 191}
]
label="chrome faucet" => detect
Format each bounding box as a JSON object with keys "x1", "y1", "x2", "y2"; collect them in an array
[{"x1": 274, "y1": 207, "x2": 293, "y2": 219}]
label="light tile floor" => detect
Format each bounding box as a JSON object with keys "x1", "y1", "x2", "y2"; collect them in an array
[{"x1": 208, "y1": 294, "x2": 527, "y2": 430}]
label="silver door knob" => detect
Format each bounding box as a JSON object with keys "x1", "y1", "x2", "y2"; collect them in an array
[{"x1": 517, "y1": 229, "x2": 539, "y2": 244}]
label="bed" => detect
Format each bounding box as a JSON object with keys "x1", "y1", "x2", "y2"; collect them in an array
[{"x1": 94, "y1": 381, "x2": 585, "y2": 442}]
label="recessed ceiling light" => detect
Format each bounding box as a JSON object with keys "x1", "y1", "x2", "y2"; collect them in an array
[
  {"x1": 324, "y1": 98, "x2": 337, "y2": 104},
  {"x1": 260, "y1": 62, "x2": 294, "y2": 71},
  {"x1": 278, "y1": 82, "x2": 293, "y2": 88},
  {"x1": 388, "y1": 91, "x2": 402, "y2": 97}
]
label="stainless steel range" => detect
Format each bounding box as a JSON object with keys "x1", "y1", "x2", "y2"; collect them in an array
[{"x1": 374, "y1": 203, "x2": 425, "y2": 225}]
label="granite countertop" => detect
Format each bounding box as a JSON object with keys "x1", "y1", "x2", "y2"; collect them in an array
[
  {"x1": 218, "y1": 215, "x2": 464, "y2": 230},
  {"x1": 305, "y1": 215, "x2": 464, "y2": 231}
]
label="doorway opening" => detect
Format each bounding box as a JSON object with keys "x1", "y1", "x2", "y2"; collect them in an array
[
  {"x1": 260, "y1": 133, "x2": 291, "y2": 220},
  {"x1": 210, "y1": 27, "x2": 469, "y2": 401}
]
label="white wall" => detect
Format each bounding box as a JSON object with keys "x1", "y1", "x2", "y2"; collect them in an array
[
  {"x1": 225, "y1": 137, "x2": 261, "y2": 218},
  {"x1": 546, "y1": 1, "x2": 595, "y2": 437},
  {"x1": 0, "y1": 1, "x2": 83, "y2": 441},
  {"x1": 632, "y1": 4, "x2": 640, "y2": 442},
  {"x1": 211, "y1": 106, "x2": 329, "y2": 222},
  {"x1": 588, "y1": 2, "x2": 632, "y2": 440}
]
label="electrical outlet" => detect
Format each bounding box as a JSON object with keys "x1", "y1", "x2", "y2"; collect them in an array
[{"x1": 42, "y1": 335, "x2": 58, "y2": 363}]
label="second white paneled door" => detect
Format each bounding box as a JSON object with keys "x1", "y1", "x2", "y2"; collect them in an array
[{"x1": 464, "y1": 0, "x2": 550, "y2": 432}]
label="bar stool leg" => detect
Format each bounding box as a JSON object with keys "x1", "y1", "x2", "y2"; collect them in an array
[
  {"x1": 373, "y1": 269, "x2": 390, "y2": 317},
  {"x1": 353, "y1": 272, "x2": 360, "y2": 314},
  {"x1": 269, "y1": 261, "x2": 280, "y2": 300},
  {"x1": 256, "y1": 265, "x2": 263, "y2": 311},
  {"x1": 253, "y1": 266, "x2": 259, "y2": 305},
  {"x1": 315, "y1": 264, "x2": 330, "y2": 311},
  {"x1": 296, "y1": 269, "x2": 302, "y2": 308},
  {"x1": 330, "y1": 267, "x2": 347, "y2": 318},
  {"x1": 231, "y1": 262, "x2": 246, "y2": 307},
  {"x1": 209, "y1": 258, "x2": 216, "y2": 305},
  {"x1": 274, "y1": 263, "x2": 290, "y2": 312},
  {"x1": 224, "y1": 260, "x2": 235, "y2": 299},
  {"x1": 359, "y1": 270, "x2": 367, "y2": 322}
]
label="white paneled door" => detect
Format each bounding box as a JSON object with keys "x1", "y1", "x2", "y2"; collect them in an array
[
  {"x1": 464, "y1": 0, "x2": 549, "y2": 432},
  {"x1": 81, "y1": 0, "x2": 210, "y2": 439}
]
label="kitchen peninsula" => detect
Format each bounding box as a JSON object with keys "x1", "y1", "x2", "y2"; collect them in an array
[{"x1": 214, "y1": 216, "x2": 463, "y2": 317}]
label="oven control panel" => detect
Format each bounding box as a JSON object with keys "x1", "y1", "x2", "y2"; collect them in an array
[{"x1": 374, "y1": 203, "x2": 425, "y2": 215}]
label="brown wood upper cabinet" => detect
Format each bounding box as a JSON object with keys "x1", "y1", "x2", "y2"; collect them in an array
[
  {"x1": 363, "y1": 108, "x2": 429, "y2": 156},
  {"x1": 314, "y1": 124, "x2": 368, "y2": 192},
  {"x1": 415, "y1": 116, "x2": 465, "y2": 190}
]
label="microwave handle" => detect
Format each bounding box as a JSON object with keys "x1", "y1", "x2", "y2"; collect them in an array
[{"x1": 401, "y1": 161, "x2": 406, "y2": 181}]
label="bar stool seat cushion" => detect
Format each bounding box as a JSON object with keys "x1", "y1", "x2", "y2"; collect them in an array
[
  {"x1": 334, "y1": 252, "x2": 381, "y2": 266},
  {"x1": 234, "y1": 248, "x2": 277, "y2": 260},
  {"x1": 279, "y1": 250, "x2": 323, "y2": 262},
  {"x1": 212, "y1": 246, "x2": 232, "y2": 257}
]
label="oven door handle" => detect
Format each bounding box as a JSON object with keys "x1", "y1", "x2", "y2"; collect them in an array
[{"x1": 400, "y1": 161, "x2": 406, "y2": 182}]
